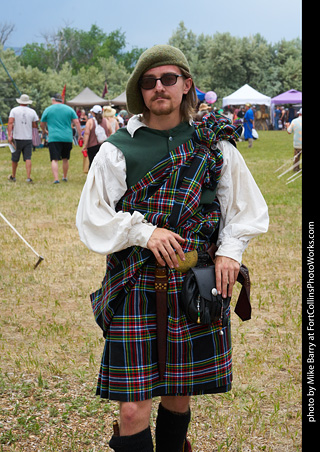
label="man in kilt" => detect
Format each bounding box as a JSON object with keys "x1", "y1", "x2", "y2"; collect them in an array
[{"x1": 76, "y1": 45, "x2": 269, "y2": 452}]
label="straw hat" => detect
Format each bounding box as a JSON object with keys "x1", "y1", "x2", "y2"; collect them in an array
[
  {"x1": 103, "y1": 105, "x2": 116, "y2": 116},
  {"x1": 198, "y1": 103, "x2": 209, "y2": 112},
  {"x1": 16, "y1": 94, "x2": 33, "y2": 104}
]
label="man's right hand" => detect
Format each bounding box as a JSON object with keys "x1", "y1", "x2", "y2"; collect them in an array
[{"x1": 147, "y1": 228, "x2": 186, "y2": 269}]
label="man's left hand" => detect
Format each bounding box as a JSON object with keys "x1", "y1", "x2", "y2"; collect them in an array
[{"x1": 214, "y1": 256, "x2": 240, "y2": 298}]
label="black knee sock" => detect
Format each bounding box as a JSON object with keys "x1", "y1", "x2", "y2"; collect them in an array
[
  {"x1": 109, "y1": 426, "x2": 154, "y2": 452},
  {"x1": 155, "y1": 403, "x2": 191, "y2": 452}
]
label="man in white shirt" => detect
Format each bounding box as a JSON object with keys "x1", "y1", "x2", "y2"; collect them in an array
[
  {"x1": 76, "y1": 45, "x2": 269, "y2": 452},
  {"x1": 286, "y1": 108, "x2": 302, "y2": 172},
  {"x1": 7, "y1": 94, "x2": 39, "y2": 183}
]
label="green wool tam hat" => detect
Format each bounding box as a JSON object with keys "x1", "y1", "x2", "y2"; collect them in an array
[{"x1": 126, "y1": 44, "x2": 191, "y2": 115}]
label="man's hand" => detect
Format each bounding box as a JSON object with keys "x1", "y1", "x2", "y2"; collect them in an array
[
  {"x1": 147, "y1": 228, "x2": 185, "y2": 268},
  {"x1": 214, "y1": 255, "x2": 240, "y2": 299}
]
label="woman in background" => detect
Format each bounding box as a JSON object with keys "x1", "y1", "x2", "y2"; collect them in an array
[{"x1": 82, "y1": 105, "x2": 112, "y2": 166}]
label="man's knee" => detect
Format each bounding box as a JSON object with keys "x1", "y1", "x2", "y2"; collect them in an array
[
  {"x1": 120, "y1": 402, "x2": 141, "y2": 423},
  {"x1": 161, "y1": 395, "x2": 190, "y2": 414},
  {"x1": 119, "y1": 400, "x2": 152, "y2": 434}
]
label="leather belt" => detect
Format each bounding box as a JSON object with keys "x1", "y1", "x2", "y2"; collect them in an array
[{"x1": 155, "y1": 263, "x2": 168, "y2": 381}]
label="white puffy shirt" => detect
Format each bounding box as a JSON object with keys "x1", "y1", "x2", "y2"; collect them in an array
[{"x1": 76, "y1": 115, "x2": 269, "y2": 264}]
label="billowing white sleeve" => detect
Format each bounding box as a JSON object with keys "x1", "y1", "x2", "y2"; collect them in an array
[
  {"x1": 76, "y1": 142, "x2": 156, "y2": 255},
  {"x1": 215, "y1": 141, "x2": 269, "y2": 263}
]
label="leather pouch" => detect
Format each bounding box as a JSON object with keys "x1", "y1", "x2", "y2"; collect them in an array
[{"x1": 181, "y1": 265, "x2": 231, "y2": 326}]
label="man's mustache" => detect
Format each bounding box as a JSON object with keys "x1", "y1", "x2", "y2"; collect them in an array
[{"x1": 151, "y1": 94, "x2": 170, "y2": 101}]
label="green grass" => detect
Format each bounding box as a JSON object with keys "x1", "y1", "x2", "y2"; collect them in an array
[{"x1": 0, "y1": 131, "x2": 301, "y2": 451}]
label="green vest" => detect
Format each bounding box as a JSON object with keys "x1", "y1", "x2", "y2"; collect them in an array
[
  {"x1": 107, "y1": 121, "x2": 194, "y2": 188},
  {"x1": 107, "y1": 122, "x2": 216, "y2": 204}
]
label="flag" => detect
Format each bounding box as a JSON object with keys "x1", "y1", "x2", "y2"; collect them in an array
[
  {"x1": 61, "y1": 84, "x2": 66, "y2": 103},
  {"x1": 102, "y1": 82, "x2": 108, "y2": 98}
]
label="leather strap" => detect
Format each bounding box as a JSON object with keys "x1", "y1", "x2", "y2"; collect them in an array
[
  {"x1": 155, "y1": 264, "x2": 168, "y2": 380},
  {"x1": 234, "y1": 264, "x2": 251, "y2": 321}
]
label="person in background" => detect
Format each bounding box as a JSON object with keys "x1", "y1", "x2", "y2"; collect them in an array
[
  {"x1": 243, "y1": 103, "x2": 255, "y2": 147},
  {"x1": 7, "y1": 94, "x2": 39, "y2": 183},
  {"x1": 274, "y1": 106, "x2": 281, "y2": 130},
  {"x1": 79, "y1": 109, "x2": 87, "y2": 127},
  {"x1": 103, "y1": 106, "x2": 120, "y2": 135},
  {"x1": 286, "y1": 108, "x2": 302, "y2": 172},
  {"x1": 82, "y1": 105, "x2": 112, "y2": 167},
  {"x1": 194, "y1": 102, "x2": 210, "y2": 121},
  {"x1": 280, "y1": 107, "x2": 287, "y2": 130},
  {"x1": 76, "y1": 45, "x2": 269, "y2": 452},
  {"x1": 40, "y1": 93, "x2": 81, "y2": 184},
  {"x1": 232, "y1": 105, "x2": 240, "y2": 124},
  {"x1": 117, "y1": 110, "x2": 129, "y2": 127}
]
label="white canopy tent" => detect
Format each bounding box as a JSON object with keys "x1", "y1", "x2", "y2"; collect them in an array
[{"x1": 222, "y1": 84, "x2": 271, "y2": 107}]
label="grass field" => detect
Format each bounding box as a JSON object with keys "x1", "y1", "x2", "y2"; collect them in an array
[{"x1": 0, "y1": 130, "x2": 302, "y2": 451}]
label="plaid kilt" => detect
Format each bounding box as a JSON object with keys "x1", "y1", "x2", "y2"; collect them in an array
[{"x1": 95, "y1": 258, "x2": 232, "y2": 402}]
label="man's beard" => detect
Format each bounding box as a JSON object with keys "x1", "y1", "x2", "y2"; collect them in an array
[{"x1": 148, "y1": 95, "x2": 174, "y2": 116}]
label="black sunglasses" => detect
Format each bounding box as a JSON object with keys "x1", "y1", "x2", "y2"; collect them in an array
[{"x1": 139, "y1": 73, "x2": 183, "y2": 90}]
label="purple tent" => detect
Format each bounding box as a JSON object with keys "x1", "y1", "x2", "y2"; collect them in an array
[{"x1": 271, "y1": 89, "x2": 302, "y2": 105}]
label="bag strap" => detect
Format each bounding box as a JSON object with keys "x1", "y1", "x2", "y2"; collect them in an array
[{"x1": 234, "y1": 264, "x2": 251, "y2": 321}]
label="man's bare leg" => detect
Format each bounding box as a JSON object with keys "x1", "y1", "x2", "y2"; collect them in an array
[
  {"x1": 51, "y1": 160, "x2": 59, "y2": 181},
  {"x1": 25, "y1": 159, "x2": 32, "y2": 179},
  {"x1": 119, "y1": 399, "x2": 153, "y2": 436},
  {"x1": 62, "y1": 158, "x2": 69, "y2": 179},
  {"x1": 11, "y1": 161, "x2": 18, "y2": 179}
]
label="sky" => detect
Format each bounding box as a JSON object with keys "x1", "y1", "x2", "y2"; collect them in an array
[{"x1": 2, "y1": 0, "x2": 302, "y2": 50}]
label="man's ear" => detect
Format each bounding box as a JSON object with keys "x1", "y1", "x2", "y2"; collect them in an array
[{"x1": 183, "y1": 78, "x2": 193, "y2": 95}]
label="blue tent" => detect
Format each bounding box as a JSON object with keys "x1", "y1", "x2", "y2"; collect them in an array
[{"x1": 196, "y1": 87, "x2": 206, "y2": 101}]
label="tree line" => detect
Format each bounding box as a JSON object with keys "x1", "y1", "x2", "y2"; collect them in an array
[{"x1": 0, "y1": 21, "x2": 301, "y2": 120}]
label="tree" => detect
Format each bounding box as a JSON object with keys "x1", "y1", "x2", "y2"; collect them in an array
[
  {"x1": 168, "y1": 22, "x2": 302, "y2": 105},
  {"x1": 272, "y1": 38, "x2": 302, "y2": 93},
  {"x1": 1, "y1": 22, "x2": 302, "y2": 118},
  {"x1": 0, "y1": 46, "x2": 22, "y2": 118},
  {"x1": 19, "y1": 43, "x2": 54, "y2": 72},
  {"x1": 18, "y1": 25, "x2": 135, "y2": 73},
  {"x1": 98, "y1": 56, "x2": 130, "y2": 99},
  {"x1": 168, "y1": 21, "x2": 197, "y2": 62},
  {"x1": 0, "y1": 22, "x2": 15, "y2": 46}
]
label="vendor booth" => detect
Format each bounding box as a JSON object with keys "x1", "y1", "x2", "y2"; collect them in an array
[
  {"x1": 66, "y1": 87, "x2": 110, "y2": 107},
  {"x1": 270, "y1": 89, "x2": 302, "y2": 127},
  {"x1": 222, "y1": 84, "x2": 271, "y2": 107},
  {"x1": 110, "y1": 91, "x2": 127, "y2": 107},
  {"x1": 271, "y1": 89, "x2": 302, "y2": 105}
]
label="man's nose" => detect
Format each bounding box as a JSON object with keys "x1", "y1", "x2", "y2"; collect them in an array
[{"x1": 154, "y1": 79, "x2": 165, "y2": 90}]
